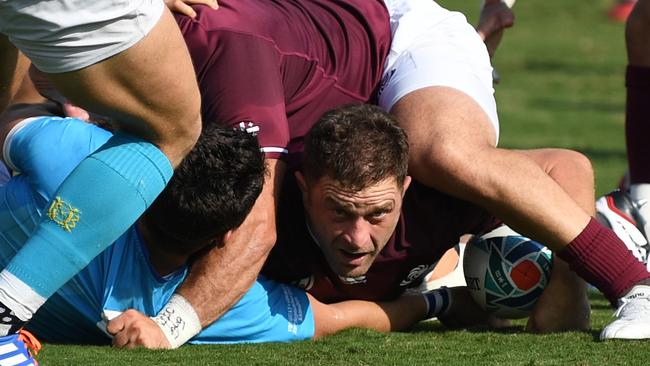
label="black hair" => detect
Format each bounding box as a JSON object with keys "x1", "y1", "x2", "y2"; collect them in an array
[{"x1": 145, "y1": 124, "x2": 265, "y2": 253}]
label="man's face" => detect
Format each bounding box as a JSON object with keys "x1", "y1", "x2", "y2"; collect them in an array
[{"x1": 297, "y1": 172, "x2": 410, "y2": 278}]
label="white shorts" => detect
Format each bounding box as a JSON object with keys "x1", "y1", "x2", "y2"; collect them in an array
[
  {"x1": 379, "y1": 0, "x2": 500, "y2": 141},
  {"x1": 0, "y1": 0, "x2": 165, "y2": 73}
]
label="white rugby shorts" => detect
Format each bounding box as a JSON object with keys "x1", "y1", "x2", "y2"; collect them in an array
[
  {"x1": 380, "y1": 0, "x2": 500, "y2": 141},
  {"x1": 0, "y1": 0, "x2": 165, "y2": 73}
]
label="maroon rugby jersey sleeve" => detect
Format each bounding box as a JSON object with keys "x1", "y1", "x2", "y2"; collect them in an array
[{"x1": 177, "y1": 16, "x2": 290, "y2": 159}]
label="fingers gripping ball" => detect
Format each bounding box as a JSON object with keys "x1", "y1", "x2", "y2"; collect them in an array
[{"x1": 463, "y1": 235, "x2": 552, "y2": 319}]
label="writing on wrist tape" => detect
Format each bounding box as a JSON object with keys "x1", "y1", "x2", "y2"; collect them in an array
[{"x1": 152, "y1": 294, "x2": 202, "y2": 348}]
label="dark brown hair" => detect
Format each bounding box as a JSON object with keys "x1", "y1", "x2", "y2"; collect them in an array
[{"x1": 303, "y1": 104, "x2": 408, "y2": 190}]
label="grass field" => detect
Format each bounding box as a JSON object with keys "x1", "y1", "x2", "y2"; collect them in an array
[{"x1": 38, "y1": 0, "x2": 641, "y2": 364}]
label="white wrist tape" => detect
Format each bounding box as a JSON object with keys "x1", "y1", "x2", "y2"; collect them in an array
[{"x1": 152, "y1": 294, "x2": 201, "y2": 348}]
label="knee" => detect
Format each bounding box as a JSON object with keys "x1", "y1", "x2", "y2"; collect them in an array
[
  {"x1": 563, "y1": 150, "x2": 594, "y2": 180},
  {"x1": 548, "y1": 149, "x2": 594, "y2": 181}
]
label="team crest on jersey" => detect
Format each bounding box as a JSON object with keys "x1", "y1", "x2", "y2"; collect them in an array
[
  {"x1": 48, "y1": 197, "x2": 81, "y2": 232},
  {"x1": 399, "y1": 264, "x2": 436, "y2": 287},
  {"x1": 236, "y1": 121, "x2": 260, "y2": 136}
]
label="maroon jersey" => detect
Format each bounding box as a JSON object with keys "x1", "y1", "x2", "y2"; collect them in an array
[
  {"x1": 175, "y1": 0, "x2": 391, "y2": 160},
  {"x1": 263, "y1": 177, "x2": 499, "y2": 303}
]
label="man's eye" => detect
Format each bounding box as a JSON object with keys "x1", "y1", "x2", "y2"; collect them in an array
[
  {"x1": 370, "y1": 211, "x2": 386, "y2": 219},
  {"x1": 333, "y1": 208, "x2": 347, "y2": 217}
]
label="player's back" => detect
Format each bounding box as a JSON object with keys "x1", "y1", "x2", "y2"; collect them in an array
[{"x1": 175, "y1": 0, "x2": 391, "y2": 159}]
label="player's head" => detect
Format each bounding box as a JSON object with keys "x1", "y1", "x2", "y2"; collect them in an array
[
  {"x1": 297, "y1": 104, "x2": 411, "y2": 278},
  {"x1": 144, "y1": 124, "x2": 265, "y2": 255}
]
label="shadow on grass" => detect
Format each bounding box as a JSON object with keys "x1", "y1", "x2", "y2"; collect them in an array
[
  {"x1": 523, "y1": 59, "x2": 623, "y2": 76},
  {"x1": 528, "y1": 97, "x2": 622, "y2": 114},
  {"x1": 411, "y1": 321, "x2": 525, "y2": 334},
  {"x1": 411, "y1": 320, "x2": 605, "y2": 341}
]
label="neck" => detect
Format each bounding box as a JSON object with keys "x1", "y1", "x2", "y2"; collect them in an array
[{"x1": 137, "y1": 221, "x2": 190, "y2": 276}]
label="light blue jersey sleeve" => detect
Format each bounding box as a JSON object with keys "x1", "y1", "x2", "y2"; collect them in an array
[
  {"x1": 3, "y1": 116, "x2": 113, "y2": 200},
  {"x1": 191, "y1": 276, "x2": 315, "y2": 344}
]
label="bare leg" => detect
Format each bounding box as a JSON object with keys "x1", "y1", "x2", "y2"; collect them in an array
[
  {"x1": 626, "y1": 0, "x2": 650, "y2": 66},
  {"x1": 519, "y1": 149, "x2": 591, "y2": 332},
  {"x1": 46, "y1": 8, "x2": 201, "y2": 166},
  {"x1": 0, "y1": 35, "x2": 30, "y2": 112},
  {"x1": 625, "y1": 0, "x2": 650, "y2": 236},
  {"x1": 0, "y1": 6, "x2": 202, "y2": 337},
  {"x1": 391, "y1": 87, "x2": 591, "y2": 251}
]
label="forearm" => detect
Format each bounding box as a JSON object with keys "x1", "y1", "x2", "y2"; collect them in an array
[
  {"x1": 312, "y1": 294, "x2": 428, "y2": 338},
  {"x1": 176, "y1": 159, "x2": 284, "y2": 326},
  {"x1": 177, "y1": 222, "x2": 274, "y2": 327}
]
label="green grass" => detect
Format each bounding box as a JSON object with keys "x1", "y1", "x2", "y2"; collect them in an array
[
  {"x1": 38, "y1": 293, "x2": 639, "y2": 365},
  {"x1": 38, "y1": 0, "x2": 637, "y2": 364}
]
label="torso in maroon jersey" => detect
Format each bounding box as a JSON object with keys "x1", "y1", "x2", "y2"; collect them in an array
[
  {"x1": 175, "y1": 0, "x2": 391, "y2": 160},
  {"x1": 263, "y1": 175, "x2": 499, "y2": 303}
]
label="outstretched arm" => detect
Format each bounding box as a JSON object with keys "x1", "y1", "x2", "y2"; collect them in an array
[{"x1": 311, "y1": 293, "x2": 427, "y2": 337}]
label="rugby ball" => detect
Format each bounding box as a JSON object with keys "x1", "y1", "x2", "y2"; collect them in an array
[{"x1": 463, "y1": 235, "x2": 552, "y2": 319}]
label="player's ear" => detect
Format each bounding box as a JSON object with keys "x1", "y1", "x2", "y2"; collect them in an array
[
  {"x1": 220, "y1": 230, "x2": 233, "y2": 246},
  {"x1": 401, "y1": 175, "x2": 412, "y2": 197},
  {"x1": 295, "y1": 171, "x2": 307, "y2": 192},
  {"x1": 295, "y1": 171, "x2": 311, "y2": 204}
]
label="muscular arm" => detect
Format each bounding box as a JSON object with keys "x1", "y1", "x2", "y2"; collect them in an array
[
  {"x1": 311, "y1": 293, "x2": 427, "y2": 337},
  {"x1": 178, "y1": 159, "x2": 285, "y2": 326}
]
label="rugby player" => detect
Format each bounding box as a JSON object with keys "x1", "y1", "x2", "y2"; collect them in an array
[
  {"x1": 0, "y1": 0, "x2": 207, "y2": 353},
  {"x1": 116, "y1": 0, "x2": 394, "y2": 348},
  {"x1": 377, "y1": 0, "x2": 650, "y2": 339},
  {"x1": 0, "y1": 0, "x2": 393, "y2": 351},
  {"x1": 0, "y1": 103, "x2": 444, "y2": 354},
  {"x1": 596, "y1": 0, "x2": 650, "y2": 339},
  {"x1": 263, "y1": 103, "x2": 591, "y2": 332}
]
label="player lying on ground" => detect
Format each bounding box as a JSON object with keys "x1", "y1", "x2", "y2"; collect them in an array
[
  {"x1": 0, "y1": 103, "x2": 443, "y2": 349},
  {"x1": 14, "y1": 0, "x2": 523, "y2": 348},
  {"x1": 0, "y1": 0, "x2": 210, "y2": 359},
  {"x1": 262, "y1": 104, "x2": 591, "y2": 332},
  {"x1": 22, "y1": 0, "x2": 649, "y2": 346},
  {"x1": 19, "y1": 0, "x2": 394, "y2": 349}
]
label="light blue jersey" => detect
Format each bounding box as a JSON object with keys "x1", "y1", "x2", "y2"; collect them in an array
[{"x1": 0, "y1": 116, "x2": 314, "y2": 344}]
